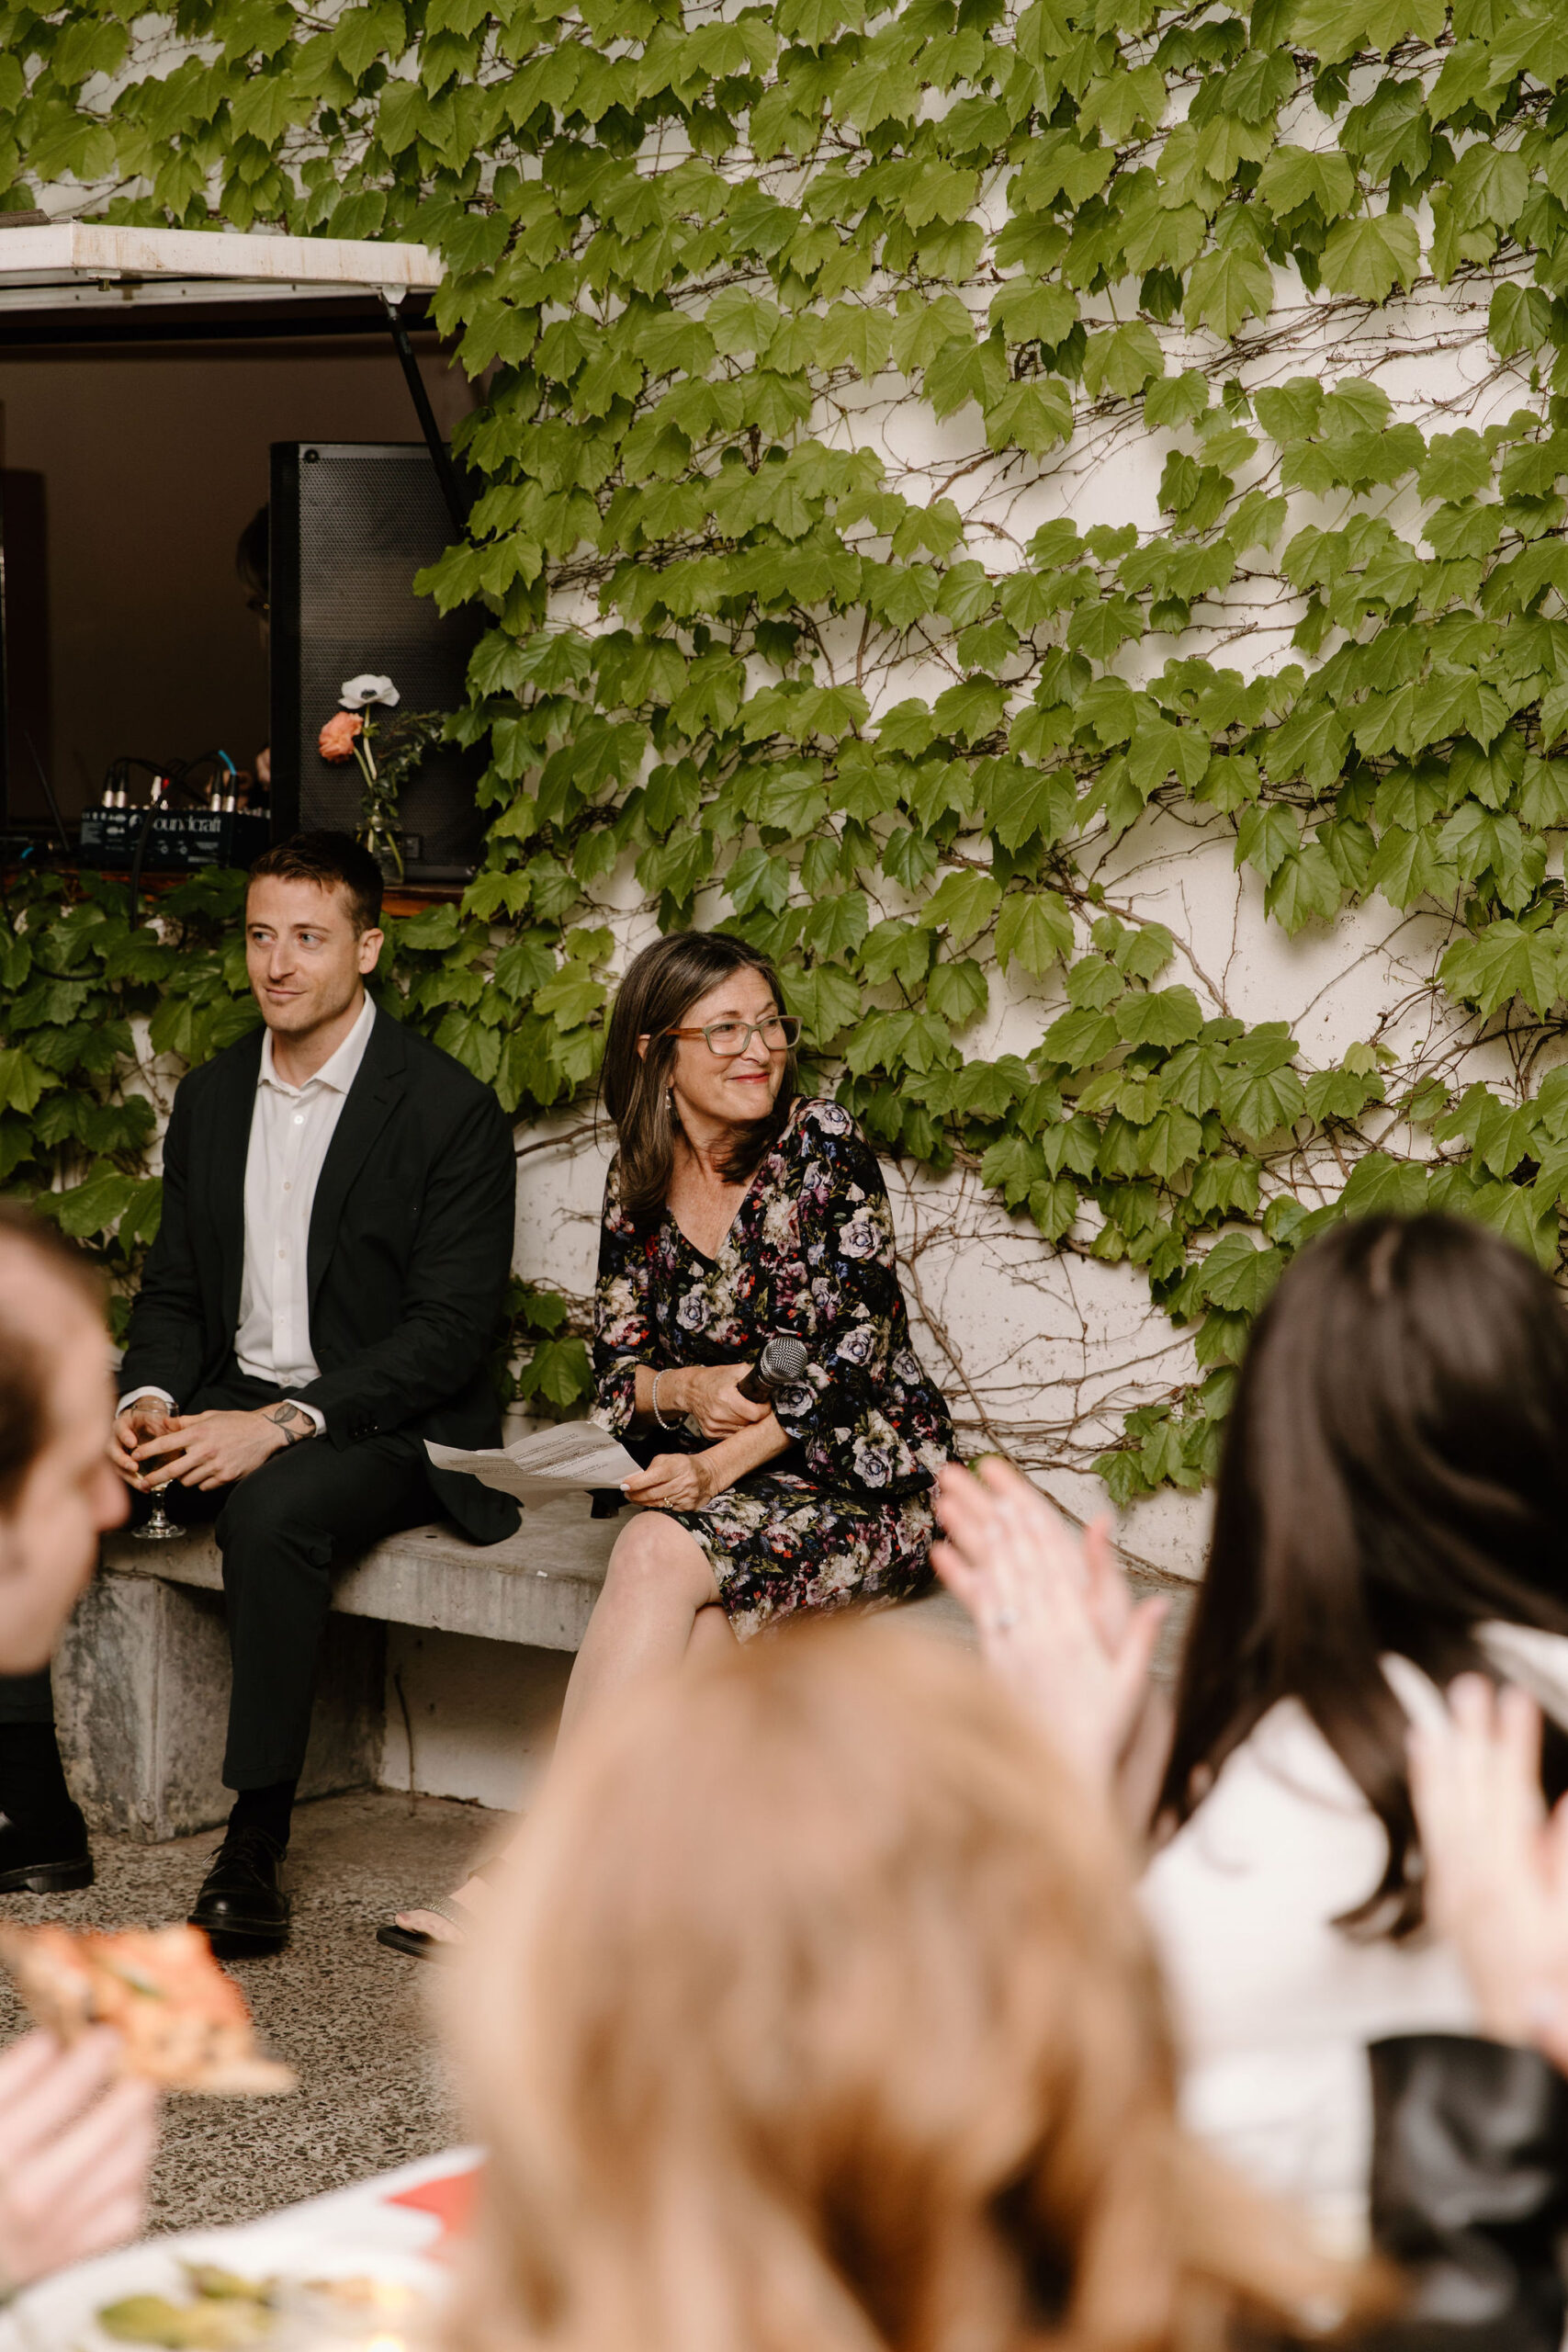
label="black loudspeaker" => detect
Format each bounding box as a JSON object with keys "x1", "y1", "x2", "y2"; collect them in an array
[{"x1": 270, "y1": 443, "x2": 484, "y2": 881}]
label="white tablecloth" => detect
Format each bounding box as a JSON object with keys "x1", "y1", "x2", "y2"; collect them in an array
[{"x1": 1, "y1": 2145, "x2": 481, "y2": 2351}]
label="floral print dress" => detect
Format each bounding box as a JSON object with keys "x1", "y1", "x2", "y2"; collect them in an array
[{"x1": 592, "y1": 1096, "x2": 957, "y2": 1640}]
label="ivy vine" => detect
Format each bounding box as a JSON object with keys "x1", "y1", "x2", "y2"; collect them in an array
[{"x1": 6, "y1": 0, "x2": 1568, "y2": 1502}]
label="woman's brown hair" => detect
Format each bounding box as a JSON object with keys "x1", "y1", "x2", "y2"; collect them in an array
[
  {"x1": 447, "y1": 1620, "x2": 1348, "y2": 2352},
  {"x1": 599, "y1": 931, "x2": 796, "y2": 1228}
]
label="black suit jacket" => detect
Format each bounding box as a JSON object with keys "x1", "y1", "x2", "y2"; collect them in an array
[{"x1": 120, "y1": 1007, "x2": 521, "y2": 1544}]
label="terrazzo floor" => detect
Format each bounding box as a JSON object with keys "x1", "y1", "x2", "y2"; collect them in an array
[{"x1": 0, "y1": 1788, "x2": 508, "y2": 2234}]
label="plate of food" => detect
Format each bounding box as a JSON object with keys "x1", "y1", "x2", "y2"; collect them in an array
[
  {"x1": 89, "y1": 2260, "x2": 431, "y2": 2350},
  {"x1": 0, "y1": 2153, "x2": 472, "y2": 2352},
  {"x1": 4, "y1": 2232, "x2": 443, "y2": 2352}
]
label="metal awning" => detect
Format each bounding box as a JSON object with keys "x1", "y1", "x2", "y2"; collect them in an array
[
  {"x1": 0, "y1": 220, "x2": 467, "y2": 528},
  {"x1": 0, "y1": 221, "x2": 444, "y2": 313}
]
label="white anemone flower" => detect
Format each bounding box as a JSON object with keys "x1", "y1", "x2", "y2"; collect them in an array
[{"x1": 339, "y1": 673, "x2": 400, "y2": 710}]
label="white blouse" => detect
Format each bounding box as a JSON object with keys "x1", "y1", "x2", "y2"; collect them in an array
[{"x1": 1139, "y1": 1658, "x2": 1479, "y2": 2254}]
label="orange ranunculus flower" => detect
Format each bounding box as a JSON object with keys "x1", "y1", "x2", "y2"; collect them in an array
[{"x1": 318, "y1": 710, "x2": 364, "y2": 763}]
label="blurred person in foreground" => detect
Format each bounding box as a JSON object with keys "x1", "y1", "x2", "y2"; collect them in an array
[
  {"x1": 441, "y1": 1616, "x2": 1347, "y2": 2352},
  {"x1": 934, "y1": 1214, "x2": 1568, "y2": 2256},
  {"x1": 0, "y1": 1204, "x2": 157, "y2": 2290},
  {"x1": 389, "y1": 929, "x2": 954, "y2": 1957}
]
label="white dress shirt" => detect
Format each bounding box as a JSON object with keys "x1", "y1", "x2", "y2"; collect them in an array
[{"x1": 120, "y1": 994, "x2": 377, "y2": 1430}]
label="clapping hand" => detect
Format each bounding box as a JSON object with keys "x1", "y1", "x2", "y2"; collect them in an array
[
  {"x1": 1408, "y1": 1676, "x2": 1568, "y2": 2068},
  {"x1": 932, "y1": 1456, "x2": 1168, "y2": 1799}
]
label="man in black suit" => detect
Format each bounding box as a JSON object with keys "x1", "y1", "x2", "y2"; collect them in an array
[{"x1": 98, "y1": 831, "x2": 519, "y2": 1944}]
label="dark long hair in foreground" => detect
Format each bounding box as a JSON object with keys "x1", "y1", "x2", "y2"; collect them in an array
[
  {"x1": 1158, "y1": 1214, "x2": 1568, "y2": 1935},
  {"x1": 599, "y1": 931, "x2": 797, "y2": 1227},
  {"x1": 446, "y1": 1621, "x2": 1350, "y2": 2352}
]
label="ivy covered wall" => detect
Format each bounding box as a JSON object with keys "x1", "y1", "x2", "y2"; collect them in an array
[{"x1": 3, "y1": 0, "x2": 1567, "y2": 1566}]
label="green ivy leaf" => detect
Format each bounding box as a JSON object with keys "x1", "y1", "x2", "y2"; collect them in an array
[
  {"x1": 516, "y1": 1334, "x2": 595, "y2": 1411},
  {"x1": 1183, "y1": 239, "x2": 1274, "y2": 340},
  {"x1": 0, "y1": 1047, "x2": 59, "y2": 1115},
  {"x1": 1066, "y1": 595, "x2": 1145, "y2": 663},
  {"x1": 785, "y1": 962, "x2": 863, "y2": 1044},
  {"x1": 1264, "y1": 843, "x2": 1344, "y2": 933},
  {"x1": 51, "y1": 16, "x2": 131, "y2": 85},
  {"x1": 1113, "y1": 985, "x2": 1204, "y2": 1049},
  {"x1": 1082, "y1": 322, "x2": 1165, "y2": 401},
  {"x1": 801, "y1": 891, "x2": 870, "y2": 957},
  {"x1": 1489, "y1": 283, "x2": 1553, "y2": 360},
  {"x1": 1258, "y1": 145, "x2": 1356, "y2": 218},
  {"x1": 1198, "y1": 1230, "x2": 1283, "y2": 1314},
  {"x1": 919, "y1": 870, "x2": 1002, "y2": 944},
  {"x1": 1235, "y1": 802, "x2": 1299, "y2": 880},
  {"x1": 230, "y1": 73, "x2": 305, "y2": 143},
  {"x1": 1219, "y1": 1058, "x2": 1306, "y2": 1140},
  {"x1": 1440, "y1": 921, "x2": 1564, "y2": 1020},
  {"x1": 1417, "y1": 429, "x2": 1492, "y2": 503},
  {"x1": 995, "y1": 890, "x2": 1074, "y2": 976},
  {"x1": 817, "y1": 303, "x2": 894, "y2": 377},
  {"x1": 1319, "y1": 211, "x2": 1422, "y2": 304},
  {"x1": 927, "y1": 956, "x2": 988, "y2": 1025},
  {"x1": 334, "y1": 0, "x2": 406, "y2": 74},
  {"x1": 1339, "y1": 1151, "x2": 1429, "y2": 1216},
  {"x1": 983, "y1": 380, "x2": 1075, "y2": 455},
  {"x1": 54, "y1": 1170, "x2": 139, "y2": 1241},
  {"x1": 1487, "y1": 6, "x2": 1568, "y2": 86},
  {"x1": 1042, "y1": 1005, "x2": 1120, "y2": 1068}
]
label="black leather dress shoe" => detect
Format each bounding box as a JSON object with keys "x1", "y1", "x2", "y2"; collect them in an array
[
  {"x1": 0, "y1": 1805, "x2": 94, "y2": 1894},
  {"x1": 188, "y1": 1827, "x2": 289, "y2": 1947}
]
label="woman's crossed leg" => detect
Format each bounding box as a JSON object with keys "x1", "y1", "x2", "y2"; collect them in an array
[{"x1": 393, "y1": 1511, "x2": 732, "y2": 1946}]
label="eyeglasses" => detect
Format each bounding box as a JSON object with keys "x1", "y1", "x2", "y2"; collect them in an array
[{"x1": 664, "y1": 1014, "x2": 802, "y2": 1057}]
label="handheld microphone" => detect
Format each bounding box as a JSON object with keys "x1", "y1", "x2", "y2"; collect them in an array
[{"x1": 737, "y1": 1337, "x2": 809, "y2": 1403}]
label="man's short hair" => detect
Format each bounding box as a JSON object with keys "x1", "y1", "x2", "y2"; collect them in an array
[
  {"x1": 247, "y1": 832, "x2": 384, "y2": 935},
  {"x1": 0, "y1": 1203, "x2": 104, "y2": 1511}
]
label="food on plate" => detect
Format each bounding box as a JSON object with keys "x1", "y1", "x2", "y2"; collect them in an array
[
  {"x1": 95, "y1": 2271, "x2": 423, "y2": 2350},
  {"x1": 97, "y1": 2267, "x2": 275, "y2": 2348},
  {"x1": 181, "y1": 2269, "x2": 273, "y2": 2303},
  {"x1": 0, "y1": 1923, "x2": 295, "y2": 2095},
  {"x1": 299, "y1": 2277, "x2": 422, "y2": 2315}
]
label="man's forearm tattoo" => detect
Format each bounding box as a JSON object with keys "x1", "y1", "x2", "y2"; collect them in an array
[{"x1": 266, "y1": 1402, "x2": 313, "y2": 1447}]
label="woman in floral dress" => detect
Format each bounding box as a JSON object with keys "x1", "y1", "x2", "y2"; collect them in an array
[
  {"x1": 386, "y1": 928, "x2": 953, "y2": 1957},
  {"x1": 594, "y1": 944, "x2": 955, "y2": 1641}
]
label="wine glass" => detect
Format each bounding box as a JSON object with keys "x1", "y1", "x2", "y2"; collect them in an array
[
  {"x1": 134, "y1": 1481, "x2": 186, "y2": 1542},
  {"x1": 129, "y1": 1408, "x2": 186, "y2": 1544}
]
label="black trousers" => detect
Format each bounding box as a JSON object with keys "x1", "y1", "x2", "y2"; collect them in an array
[
  {"x1": 0, "y1": 1667, "x2": 53, "y2": 1725},
  {"x1": 0, "y1": 1364, "x2": 435, "y2": 1792}
]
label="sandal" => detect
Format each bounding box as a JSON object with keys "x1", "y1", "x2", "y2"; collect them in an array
[
  {"x1": 376, "y1": 1845, "x2": 511, "y2": 1964},
  {"x1": 376, "y1": 1894, "x2": 468, "y2": 1965}
]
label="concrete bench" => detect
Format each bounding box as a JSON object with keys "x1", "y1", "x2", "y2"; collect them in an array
[{"x1": 53, "y1": 1502, "x2": 981, "y2": 1842}]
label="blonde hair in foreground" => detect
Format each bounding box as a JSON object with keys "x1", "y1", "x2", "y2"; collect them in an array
[{"x1": 447, "y1": 1618, "x2": 1348, "y2": 2352}]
